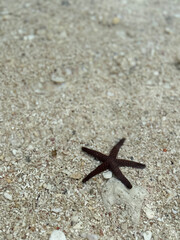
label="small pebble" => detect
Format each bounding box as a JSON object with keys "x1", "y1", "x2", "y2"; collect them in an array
[
  {"x1": 153, "y1": 71, "x2": 159, "y2": 76},
  {"x1": 6, "y1": 178, "x2": 12, "y2": 183},
  {"x1": 60, "y1": 31, "x2": 67, "y2": 38},
  {"x1": 27, "y1": 145, "x2": 34, "y2": 151},
  {"x1": 70, "y1": 172, "x2": 82, "y2": 180},
  {"x1": 51, "y1": 149, "x2": 57, "y2": 157},
  {"x1": 158, "y1": 174, "x2": 163, "y2": 181},
  {"x1": 172, "y1": 208, "x2": 178, "y2": 214},
  {"x1": 103, "y1": 171, "x2": 112, "y2": 179},
  {"x1": 143, "y1": 231, "x2": 152, "y2": 240},
  {"x1": 49, "y1": 230, "x2": 66, "y2": 240},
  {"x1": 73, "y1": 222, "x2": 82, "y2": 229},
  {"x1": 51, "y1": 74, "x2": 65, "y2": 84},
  {"x1": 25, "y1": 156, "x2": 31, "y2": 162},
  {"x1": 162, "y1": 116, "x2": 166, "y2": 121},
  {"x1": 164, "y1": 83, "x2": 171, "y2": 89},
  {"x1": 71, "y1": 215, "x2": 79, "y2": 223},
  {"x1": 164, "y1": 27, "x2": 172, "y2": 34},
  {"x1": 81, "y1": 233, "x2": 99, "y2": 240},
  {"x1": 12, "y1": 149, "x2": 17, "y2": 156},
  {"x1": 65, "y1": 68, "x2": 72, "y2": 75},
  {"x1": 107, "y1": 91, "x2": 114, "y2": 97},
  {"x1": 112, "y1": 17, "x2": 120, "y2": 25},
  {"x1": 61, "y1": 1, "x2": 70, "y2": 7},
  {"x1": 51, "y1": 208, "x2": 61, "y2": 213},
  {"x1": 166, "y1": 189, "x2": 177, "y2": 202},
  {"x1": 4, "y1": 192, "x2": 13, "y2": 201},
  {"x1": 24, "y1": 35, "x2": 35, "y2": 40},
  {"x1": 145, "y1": 207, "x2": 155, "y2": 219}
]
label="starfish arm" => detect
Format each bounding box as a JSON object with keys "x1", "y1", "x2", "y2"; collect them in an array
[
  {"x1": 82, "y1": 162, "x2": 108, "y2": 183},
  {"x1": 115, "y1": 159, "x2": 146, "y2": 169},
  {"x1": 111, "y1": 166, "x2": 132, "y2": 189},
  {"x1": 109, "y1": 138, "x2": 126, "y2": 158},
  {"x1": 82, "y1": 147, "x2": 107, "y2": 162}
]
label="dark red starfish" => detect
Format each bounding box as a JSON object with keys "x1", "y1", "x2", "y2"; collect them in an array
[{"x1": 82, "y1": 138, "x2": 146, "y2": 189}]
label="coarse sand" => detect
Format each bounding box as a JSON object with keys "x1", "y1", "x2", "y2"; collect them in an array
[{"x1": 0, "y1": 0, "x2": 179, "y2": 239}]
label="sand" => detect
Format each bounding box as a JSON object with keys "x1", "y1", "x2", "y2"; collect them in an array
[{"x1": 0, "y1": 0, "x2": 179, "y2": 239}]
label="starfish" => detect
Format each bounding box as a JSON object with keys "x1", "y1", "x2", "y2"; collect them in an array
[{"x1": 82, "y1": 138, "x2": 146, "y2": 189}]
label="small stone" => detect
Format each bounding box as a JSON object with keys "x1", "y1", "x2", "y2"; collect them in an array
[
  {"x1": 6, "y1": 178, "x2": 13, "y2": 184},
  {"x1": 71, "y1": 215, "x2": 79, "y2": 226},
  {"x1": 65, "y1": 68, "x2": 72, "y2": 75},
  {"x1": 49, "y1": 230, "x2": 66, "y2": 240},
  {"x1": 4, "y1": 192, "x2": 13, "y2": 201},
  {"x1": 6, "y1": 234, "x2": 13, "y2": 240},
  {"x1": 27, "y1": 145, "x2": 34, "y2": 151},
  {"x1": 61, "y1": 1, "x2": 70, "y2": 6},
  {"x1": 147, "y1": 80, "x2": 153, "y2": 85},
  {"x1": 162, "y1": 116, "x2": 166, "y2": 121},
  {"x1": 172, "y1": 208, "x2": 178, "y2": 214},
  {"x1": 143, "y1": 231, "x2": 152, "y2": 240},
  {"x1": 116, "y1": 30, "x2": 126, "y2": 38},
  {"x1": 153, "y1": 71, "x2": 159, "y2": 76},
  {"x1": 158, "y1": 175, "x2": 163, "y2": 182},
  {"x1": 107, "y1": 91, "x2": 114, "y2": 97},
  {"x1": 144, "y1": 207, "x2": 155, "y2": 219},
  {"x1": 103, "y1": 171, "x2": 112, "y2": 179},
  {"x1": 73, "y1": 222, "x2": 82, "y2": 229},
  {"x1": 12, "y1": 149, "x2": 17, "y2": 156},
  {"x1": 71, "y1": 215, "x2": 79, "y2": 223},
  {"x1": 25, "y1": 156, "x2": 31, "y2": 162},
  {"x1": 51, "y1": 208, "x2": 61, "y2": 213},
  {"x1": 60, "y1": 31, "x2": 67, "y2": 38},
  {"x1": 24, "y1": 35, "x2": 35, "y2": 40},
  {"x1": 164, "y1": 27, "x2": 172, "y2": 34},
  {"x1": 164, "y1": 83, "x2": 171, "y2": 89},
  {"x1": 112, "y1": 17, "x2": 120, "y2": 25},
  {"x1": 81, "y1": 233, "x2": 99, "y2": 240},
  {"x1": 51, "y1": 74, "x2": 65, "y2": 84},
  {"x1": 70, "y1": 172, "x2": 82, "y2": 180},
  {"x1": 166, "y1": 189, "x2": 177, "y2": 202},
  {"x1": 51, "y1": 149, "x2": 57, "y2": 157}
]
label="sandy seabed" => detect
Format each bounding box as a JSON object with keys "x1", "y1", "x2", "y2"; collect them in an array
[{"x1": 0, "y1": 0, "x2": 179, "y2": 239}]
